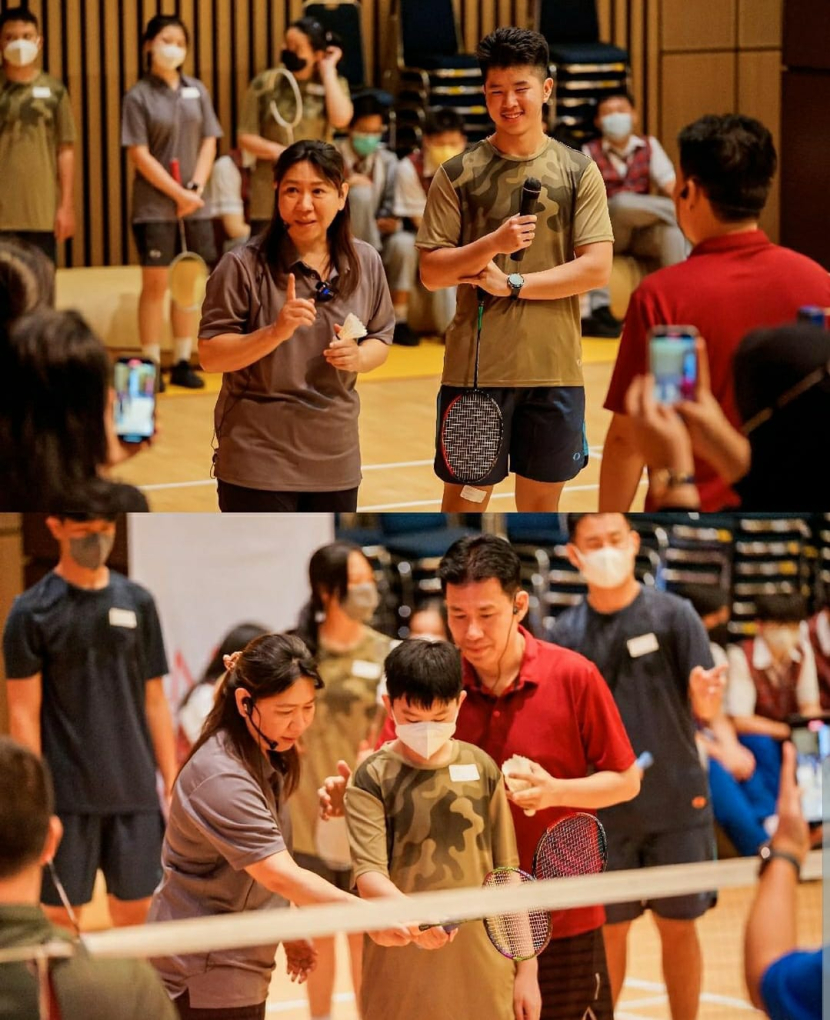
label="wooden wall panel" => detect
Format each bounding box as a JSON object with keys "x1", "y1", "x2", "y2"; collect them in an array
[
  {"x1": 738, "y1": 49, "x2": 782, "y2": 241},
  {"x1": 739, "y1": 0, "x2": 783, "y2": 49},
  {"x1": 1, "y1": 0, "x2": 784, "y2": 265},
  {"x1": 660, "y1": 52, "x2": 737, "y2": 166},
  {"x1": 661, "y1": 0, "x2": 736, "y2": 52}
]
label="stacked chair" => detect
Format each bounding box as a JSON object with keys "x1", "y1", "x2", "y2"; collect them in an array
[{"x1": 537, "y1": 0, "x2": 630, "y2": 147}]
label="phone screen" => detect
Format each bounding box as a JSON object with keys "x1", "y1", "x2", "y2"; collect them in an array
[
  {"x1": 649, "y1": 330, "x2": 698, "y2": 405},
  {"x1": 791, "y1": 720, "x2": 829, "y2": 824},
  {"x1": 114, "y1": 357, "x2": 156, "y2": 443}
]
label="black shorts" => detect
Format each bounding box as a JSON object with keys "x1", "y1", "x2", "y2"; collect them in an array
[
  {"x1": 41, "y1": 810, "x2": 164, "y2": 906},
  {"x1": 132, "y1": 219, "x2": 217, "y2": 267},
  {"x1": 174, "y1": 989, "x2": 265, "y2": 1020},
  {"x1": 604, "y1": 825, "x2": 717, "y2": 924},
  {"x1": 293, "y1": 851, "x2": 354, "y2": 892},
  {"x1": 434, "y1": 385, "x2": 588, "y2": 486},
  {"x1": 537, "y1": 927, "x2": 613, "y2": 1020},
  {"x1": 217, "y1": 480, "x2": 359, "y2": 513},
  {"x1": 0, "y1": 229, "x2": 57, "y2": 264}
]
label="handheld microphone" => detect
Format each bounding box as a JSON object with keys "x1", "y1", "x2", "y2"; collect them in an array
[{"x1": 511, "y1": 176, "x2": 542, "y2": 263}]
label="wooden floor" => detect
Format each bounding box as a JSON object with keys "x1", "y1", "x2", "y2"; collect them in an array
[{"x1": 112, "y1": 338, "x2": 647, "y2": 513}]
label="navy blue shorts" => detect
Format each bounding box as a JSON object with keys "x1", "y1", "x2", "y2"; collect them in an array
[
  {"x1": 603, "y1": 824, "x2": 717, "y2": 924},
  {"x1": 41, "y1": 810, "x2": 164, "y2": 906},
  {"x1": 132, "y1": 219, "x2": 217, "y2": 267},
  {"x1": 434, "y1": 384, "x2": 588, "y2": 485}
]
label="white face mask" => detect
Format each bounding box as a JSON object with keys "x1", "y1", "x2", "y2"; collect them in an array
[
  {"x1": 394, "y1": 713, "x2": 456, "y2": 759},
  {"x1": 153, "y1": 42, "x2": 186, "y2": 71},
  {"x1": 3, "y1": 38, "x2": 39, "y2": 67},
  {"x1": 764, "y1": 627, "x2": 800, "y2": 660},
  {"x1": 600, "y1": 111, "x2": 632, "y2": 140},
  {"x1": 576, "y1": 544, "x2": 634, "y2": 589}
]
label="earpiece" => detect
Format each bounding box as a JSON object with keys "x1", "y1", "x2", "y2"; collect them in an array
[
  {"x1": 512, "y1": 603, "x2": 519, "y2": 615},
  {"x1": 242, "y1": 696, "x2": 254, "y2": 716}
]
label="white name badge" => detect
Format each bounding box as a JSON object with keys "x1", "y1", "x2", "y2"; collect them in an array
[
  {"x1": 32, "y1": 86, "x2": 52, "y2": 99},
  {"x1": 627, "y1": 632, "x2": 659, "y2": 658},
  {"x1": 109, "y1": 607, "x2": 137, "y2": 629},
  {"x1": 181, "y1": 86, "x2": 200, "y2": 99},
  {"x1": 449, "y1": 763, "x2": 480, "y2": 782},
  {"x1": 351, "y1": 659, "x2": 382, "y2": 681}
]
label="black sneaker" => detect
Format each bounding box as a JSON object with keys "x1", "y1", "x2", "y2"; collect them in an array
[
  {"x1": 155, "y1": 367, "x2": 166, "y2": 394},
  {"x1": 169, "y1": 359, "x2": 206, "y2": 389},
  {"x1": 393, "y1": 321, "x2": 420, "y2": 347},
  {"x1": 581, "y1": 305, "x2": 622, "y2": 338}
]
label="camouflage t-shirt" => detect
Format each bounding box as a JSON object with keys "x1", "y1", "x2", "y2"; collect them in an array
[
  {"x1": 238, "y1": 69, "x2": 350, "y2": 222},
  {"x1": 0, "y1": 70, "x2": 75, "y2": 232},
  {"x1": 417, "y1": 136, "x2": 614, "y2": 387},
  {"x1": 345, "y1": 741, "x2": 519, "y2": 1020},
  {"x1": 290, "y1": 626, "x2": 393, "y2": 858}
]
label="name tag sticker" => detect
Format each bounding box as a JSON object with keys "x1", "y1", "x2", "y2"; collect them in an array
[
  {"x1": 449, "y1": 764, "x2": 480, "y2": 782},
  {"x1": 351, "y1": 659, "x2": 382, "y2": 681},
  {"x1": 627, "y1": 632, "x2": 659, "y2": 658},
  {"x1": 181, "y1": 86, "x2": 201, "y2": 99},
  {"x1": 109, "y1": 607, "x2": 137, "y2": 629},
  {"x1": 32, "y1": 86, "x2": 52, "y2": 98}
]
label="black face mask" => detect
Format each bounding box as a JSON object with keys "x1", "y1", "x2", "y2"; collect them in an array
[
  {"x1": 708, "y1": 624, "x2": 731, "y2": 648},
  {"x1": 281, "y1": 49, "x2": 307, "y2": 73}
]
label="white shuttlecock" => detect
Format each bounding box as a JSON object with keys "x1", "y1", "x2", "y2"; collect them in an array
[
  {"x1": 339, "y1": 312, "x2": 368, "y2": 342},
  {"x1": 502, "y1": 754, "x2": 537, "y2": 817}
]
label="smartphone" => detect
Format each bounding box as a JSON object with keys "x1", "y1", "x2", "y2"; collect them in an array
[
  {"x1": 113, "y1": 356, "x2": 156, "y2": 444},
  {"x1": 790, "y1": 718, "x2": 829, "y2": 824},
  {"x1": 648, "y1": 326, "x2": 699, "y2": 405}
]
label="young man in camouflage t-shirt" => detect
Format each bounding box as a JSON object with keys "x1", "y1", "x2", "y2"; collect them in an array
[
  {"x1": 345, "y1": 639, "x2": 538, "y2": 1020},
  {"x1": 418, "y1": 27, "x2": 613, "y2": 512}
]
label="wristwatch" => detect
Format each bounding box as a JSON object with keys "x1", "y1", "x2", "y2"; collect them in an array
[
  {"x1": 652, "y1": 468, "x2": 696, "y2": 491},
  {"x1": 758, "y1": 844, "x2": 802, "y2": 879},
  {"x1": 507, "y1": 273, "x2": 525, "y2": 300},
  {"x1": 186, "y1": 181, "x2": 204, "y2": 195}
]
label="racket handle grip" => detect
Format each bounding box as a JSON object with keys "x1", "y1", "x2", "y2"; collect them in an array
[{"x1": 170, "y1": 158, "x2": 182, "y2": 185}]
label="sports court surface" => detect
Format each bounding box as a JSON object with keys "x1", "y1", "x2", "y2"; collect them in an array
[{"x1": 112, "y1": 336, "x2": 648, "y2": 512}]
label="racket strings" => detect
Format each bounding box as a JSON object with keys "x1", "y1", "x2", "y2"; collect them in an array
[
  {"x1": 441, "y1": 391, "x2": 503, "y2": 482},
  {"x1": 482, "y1": 868, "x2": 551, "y2": 961},
  {"x1": 533, "y1": 815, "x2": 608, "y2": 881}
]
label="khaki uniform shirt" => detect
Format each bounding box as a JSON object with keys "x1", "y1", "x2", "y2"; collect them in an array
[
  {"x1": 417, "y1": 136, "x2": 613, "y2": 387},
  {"x1": 0, "y1": 70, "x2": 75, "y2": 232},
  {"x1": 199, "y1": 237, "x2": 394, "y2": 492},
  {"x1": 346, "y1": 741, "x2": 519, "y2": 1020},
  {"x1": 239, "y1": 69, "x2": 351, "y2": 221}
]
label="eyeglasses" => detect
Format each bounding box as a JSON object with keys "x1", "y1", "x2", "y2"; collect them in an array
[{"x1": 314, "y1": 279, "x2": 336, "y2": 303}]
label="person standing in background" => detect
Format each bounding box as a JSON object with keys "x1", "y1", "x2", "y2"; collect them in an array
[
  {"x1": 239, "y1": 17, "x2": 352, "y2": 237},
  {"x1": 122, "y1": 14, "x2": 222, "y2": 390},
  {"x1": 0, "y1": 6, "x2": 75, "y2": 264}
]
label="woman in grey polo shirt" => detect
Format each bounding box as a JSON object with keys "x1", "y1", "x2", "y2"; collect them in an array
[
  {"x1": 199, "y1": 140, "x2": 395, "y2": 513},
  {"x1": 149, "y1": 632, "x2": 412, "y2": 1019},
  {"x1": 122, "y1": 14, "x2": 222, "y2": 390}
]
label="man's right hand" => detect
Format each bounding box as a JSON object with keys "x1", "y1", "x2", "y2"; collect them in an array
[
  {"x1": 368, "y1": 924, "x2": 419, "y2": 947},
  {"x1": 274, "y1": 272, "x2": 317, "y2": 340},
  {"x1": 318, "y1": 759, "x2": 352, "y2": 819},
  {"x1": 175, "y1": 188, "x2": 205, "y2": 219},
  {"x1": 489, "y1": 213, "x2": 537, "y2": 256}
]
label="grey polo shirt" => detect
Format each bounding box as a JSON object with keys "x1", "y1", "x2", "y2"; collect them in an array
[
  {"x1": 147, "y1": 732, "x2": 291, "y2": 1009},
  {"x1": 121, "y1": 73, "x2": 223, "y2": 223},
  {"x1": 199, "y1": 236, "x2": 395, "y2": 492}
]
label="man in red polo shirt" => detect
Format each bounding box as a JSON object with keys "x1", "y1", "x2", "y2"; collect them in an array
[
  {"x1": 324, "y1": 534, "x2": 640, "y2": 1020},
  {"x1": 599, "y1": 113, "x2": 830, "y2": 512}
]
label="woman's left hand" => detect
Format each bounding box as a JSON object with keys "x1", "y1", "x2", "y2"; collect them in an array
[
  {"x1": 104, "y1": 387, "x2": 157, "y2": 469},
  {"x1": 284, "y1": 939, "x2": 318, "y2": 983},
  {"x1": 324, "y1": 324, "x2": 361, "y2": 372},
  {"x1": 458, "y1": 260, "x2": 510, "y2": 297},
  {"x1": 318, "y1": 45, "x2": 343, "y2": 74}
]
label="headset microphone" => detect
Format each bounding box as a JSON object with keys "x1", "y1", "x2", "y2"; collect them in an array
[{"x1": 244, "y1": 696, "x2": 281, "y2": 752}]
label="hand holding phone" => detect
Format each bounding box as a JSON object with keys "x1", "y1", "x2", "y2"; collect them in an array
[
  {"x1": 648, "y1": 326, "x2": 699, "y2": 405},
  {"x1": 789, "y1": 717, "x2": 829, "y2": 824},
  {"x1": 113, "y1": 357, "x2": 157, "y2": 444}
]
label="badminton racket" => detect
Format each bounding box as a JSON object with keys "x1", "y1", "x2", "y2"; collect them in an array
[
  {"x1": 418, "y1": 866, "x2": 551, "y2": 961},
  {"x1": 532, "y1": 812, "x2": 608, "y2": 881},
  {"x1": 439, "y1": 289, "x2": 504, "y2": 485}
]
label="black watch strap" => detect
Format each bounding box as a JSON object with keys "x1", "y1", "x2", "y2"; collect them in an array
[{"x1": 758, "y1": 845, "x2": 802, "y2": 878}]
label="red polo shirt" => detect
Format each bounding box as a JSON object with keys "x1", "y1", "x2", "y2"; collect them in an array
[
  {"x1": 378, "y1": 628, "x2": 635, "y2": 937},
  {"x1": 604, "y1": 230, "x2": 830, "y2": 511}
]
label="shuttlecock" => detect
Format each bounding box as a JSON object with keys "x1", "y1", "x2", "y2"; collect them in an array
[
  {"x1": 339, "y1": 312, "x2": 368, "y2": 342},
  {"x1": 502, "y1": 754, "x2": 538, "y2": 816}
]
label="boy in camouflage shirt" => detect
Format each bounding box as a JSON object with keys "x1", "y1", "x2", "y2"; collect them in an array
[
  {"x1": 345, "y1": 639, "x2": 539, "y2": 1020},
  {"x1": 418, "y1": 27, "x2": 613, "y2": 513}
]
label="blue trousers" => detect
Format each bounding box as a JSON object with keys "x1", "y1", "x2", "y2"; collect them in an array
[{"x1": 708, "y1": 735, "x2": 780, "y2": 856}]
